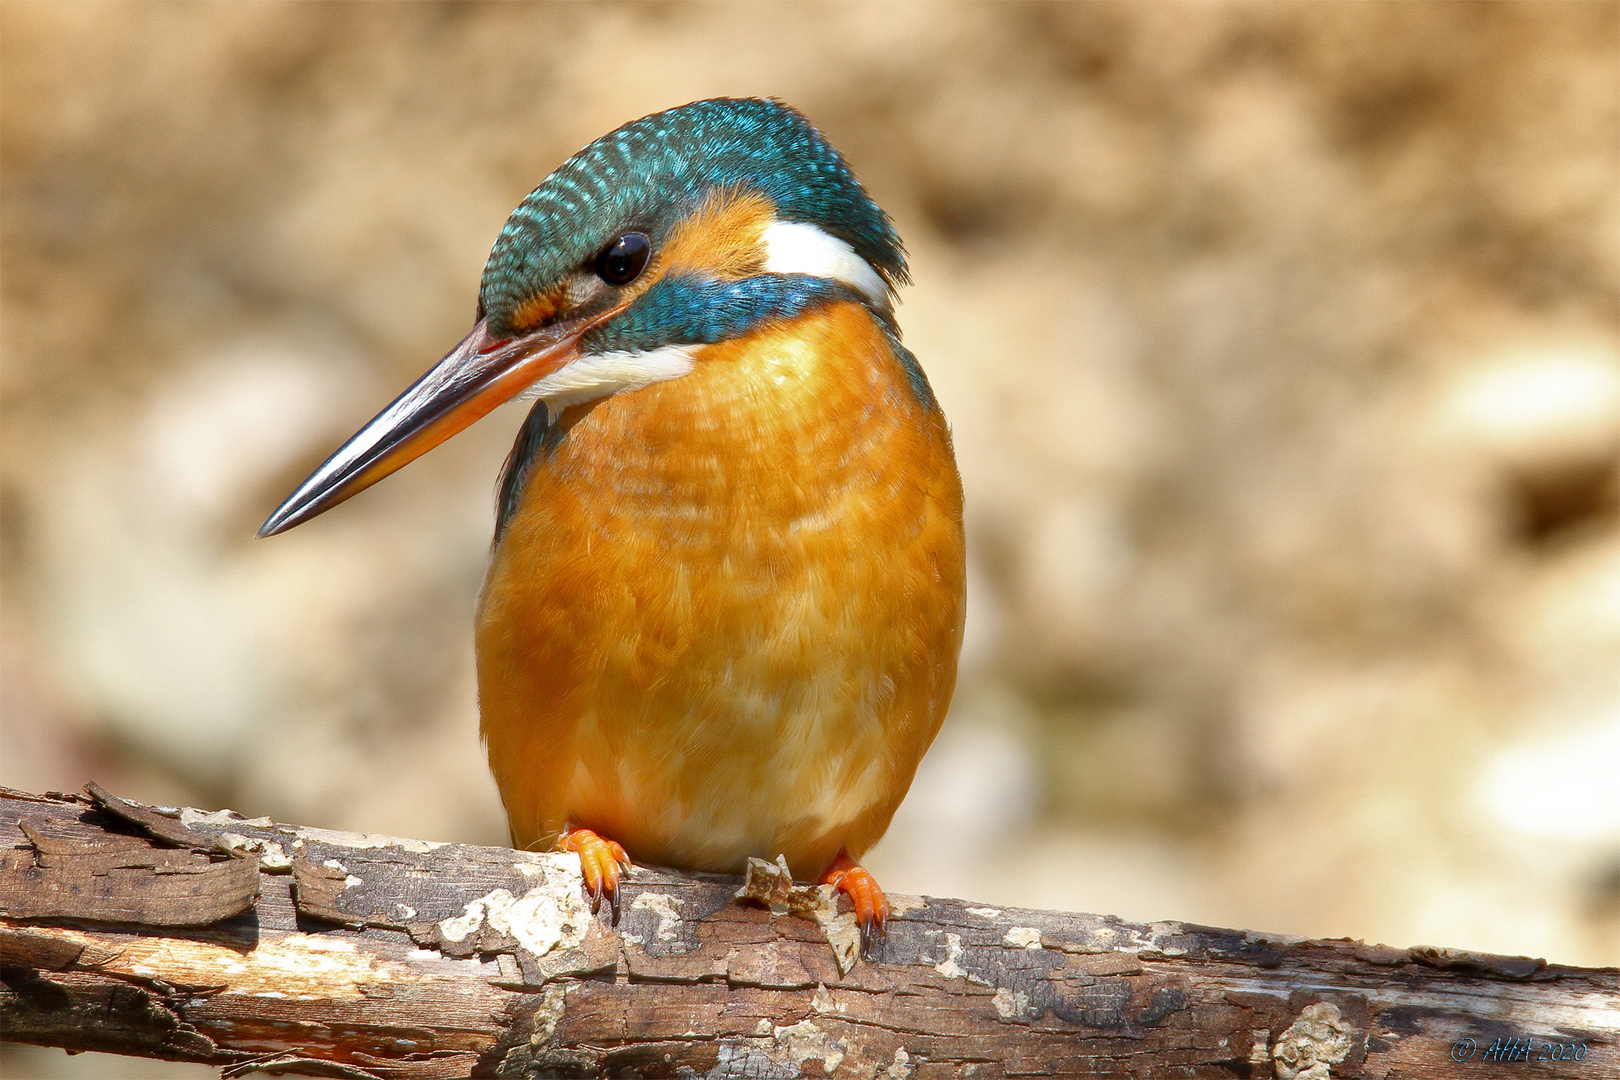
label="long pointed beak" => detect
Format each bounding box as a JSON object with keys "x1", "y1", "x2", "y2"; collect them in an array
[{"x1": 256, "y1": 316, "x2": 585, "y2": 538}]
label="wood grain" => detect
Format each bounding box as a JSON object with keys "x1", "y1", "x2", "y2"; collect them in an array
[{"x1": 0, "y1": 787, "x2": 1614, "y2": 1078}]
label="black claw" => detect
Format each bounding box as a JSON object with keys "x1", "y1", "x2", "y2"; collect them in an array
[
  {"x1": 588, "y1": 880, "x2": 604, "y2": 915},
  {"x1": 858, "y1": 917, "x2": 887, "y2": 961},
  {"x1": 609, "y1": 886, "x2": 622, "y2": 926}
]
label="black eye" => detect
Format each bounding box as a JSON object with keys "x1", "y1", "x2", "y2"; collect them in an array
[{"x1": 595, "y1": 231, "x2": 651, "y2": 286}]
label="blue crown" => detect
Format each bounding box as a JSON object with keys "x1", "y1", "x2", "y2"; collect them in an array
[{"x1": 479, "y1": 98, "x2": 907, "y2": 337}]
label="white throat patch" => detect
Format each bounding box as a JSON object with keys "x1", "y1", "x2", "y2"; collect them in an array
[
  {"x1": 520, "y1": 344, "x2": 698, "y2": 411},
  {"x1": 761, "y1": 221, "x2": 891, "y2": 310}
]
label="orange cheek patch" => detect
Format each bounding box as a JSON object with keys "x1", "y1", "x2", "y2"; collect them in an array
[
  {"x1": 509, "y1": 284, "x2": 569, "y2": 333},
  {"x1": 658, "y1": 188, "x2": 775, "y2": 282},
  {"x1": 503, "y1": 188, "x2": 776, "y2": 337}
]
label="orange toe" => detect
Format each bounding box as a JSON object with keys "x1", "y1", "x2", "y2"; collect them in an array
[
  {"x1": 820, "y1": 850, "x2": 889, "y2": 959},
  {"x1": 556, "y1": 825, "x2": 632, "y2": 921}
]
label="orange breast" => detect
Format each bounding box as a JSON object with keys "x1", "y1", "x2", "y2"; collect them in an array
[{"x1": 475, "y1": 301, "x2": 965, "y2": 878}]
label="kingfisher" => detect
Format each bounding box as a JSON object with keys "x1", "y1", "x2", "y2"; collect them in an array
[{"x1": 259, "y1": 98, "x2": 965, "y2": 951}]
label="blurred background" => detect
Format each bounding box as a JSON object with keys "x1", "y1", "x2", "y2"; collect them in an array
[{"x1": 3, "y1": 2, "x2": 1617, "y2": 1073}]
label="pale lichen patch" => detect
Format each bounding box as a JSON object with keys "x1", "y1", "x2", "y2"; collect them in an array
[
  {"x1": 214, "y1": 832, "x2": 291, "y2": 869},
  {"x1": 934, "y1": 933, "x2": 969, "y2": 979},
  {"x1": 318, "y1": 857, "x2": 362, "y2": 890},
  {"x1": 528, "y1": 985, "x2": 568, "y2": 1049},
  {"x1": 435, "y1": 883, "x2": 591, "y2": 957},
  {"x1": 1272, "y1": 1002, "x2": 1357, "y2": 1080},
  {"x1": 294, "y1": 825, "x2": 445, "y2": 854},
  {"x1": 707, "y1": 1041, "x2": 797, "y2": 1079},
  {"x1": 631, "y1": 891, "x2": 684, "y2": 942},
  {"x1": 965, "y1": 906, "x2": 1002, "y2": 919},
  {"x1": 179, "y1": 808, "x2": 270, "y2": 828},
  {"x1": 774, "y1": 1019, "x2": 845, "y2": 1074},
  {"x1": 438, "y1": 903, "x2": 483, "y2": 944},
  {"x1": 993, "y1": 987, "x2": 1031, "y2": 1020},
  {"x1": 1003, "y1": 927, "x2": 1042, "y2": 950},
  {"x1": 885, "y1": 1047, "x2": 914, "y2": 1078},
  {"x1": 514, "y1": 852, "x2": 579, "y2": 877},
  {"x1": 886, "y1": 894, "x2": 926, "y2": 916},
  {"x1": 1128, "y1": 922, "x2": 1190, "y2": 956}
]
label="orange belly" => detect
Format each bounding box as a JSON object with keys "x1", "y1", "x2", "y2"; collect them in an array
[{"x1": 475, "y1": 301, "x2": 965, "y2": 879}]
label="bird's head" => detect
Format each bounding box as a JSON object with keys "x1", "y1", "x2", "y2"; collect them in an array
[{"x1": 259, "y1": 97, "x2": 905, "y2": 537}]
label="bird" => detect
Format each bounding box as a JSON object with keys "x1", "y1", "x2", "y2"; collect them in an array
[{"x1": 258, "y1": 97, "x2": 965, "y2": 952}]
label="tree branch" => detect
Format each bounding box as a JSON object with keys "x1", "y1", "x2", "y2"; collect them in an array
[{"x1": 1, "y1": 786, "x2": 1614, "y2": 1078}]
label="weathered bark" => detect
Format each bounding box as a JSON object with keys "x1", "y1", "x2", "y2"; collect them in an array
[{"x1": 0, "y1": 786, "x2": 1614, "y2": 1078}]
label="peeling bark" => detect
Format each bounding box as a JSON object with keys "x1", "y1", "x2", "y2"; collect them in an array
[{"x1": 0, "y1": 786, "x2": 1615, "y2": 1078}]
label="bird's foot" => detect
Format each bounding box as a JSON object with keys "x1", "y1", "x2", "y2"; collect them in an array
[
  {"x1": 821, "y1": 850, "x2": 889, "y2": 959},
  {"x1": 556, "y1": 826, "x2": 632, "y2": 923}
]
